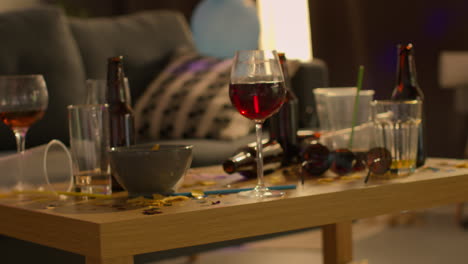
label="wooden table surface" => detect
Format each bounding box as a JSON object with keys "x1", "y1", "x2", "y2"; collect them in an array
[{"x1": 0, "y1": 158, "x2": 467, "y2": 264}]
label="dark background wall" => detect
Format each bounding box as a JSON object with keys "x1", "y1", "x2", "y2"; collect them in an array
[
  {"x1": 48, "y1": 0, "x2": 468, "y2": 158},
  {"x1": 309, "y1": 0, "x2": 468, "y2": 158}
]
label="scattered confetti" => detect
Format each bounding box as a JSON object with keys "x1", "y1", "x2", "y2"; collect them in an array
[
  {"x1": 142, "y1": 208, "x2": 162, "y2": 215},
  {"x1": 182, "y1": 180, "x2": 221, "y2": 188},
  {"x1": 162, "y1": 196, "x2": 189, "y2": 203},
  {"x1": 198, "y1": 181, "x2": 217, "y2": 186},
  {"x1": 152, "y1": 194, "x2": 165, "y2": 200},
  {"x1": 127, "y1": 196, "x2": 152, "y2": 206},
  {"x1": 348, "y1": 260, "x2": 368, "y2": 264},
  {"x1": 269, "y1": 175, "x2": 286, "y2": 184},
  {"x1": 420, "y1": 166, "x2": 440, "y2": 172},
  {"x1": 211, "y1": 200, "x2": 221, "y2": 205},
  {"x1": 11, "y1": 190, "x2": 111, "y2": 199},
  {"x1": 340, "y1": 173, "x2": 362, "y2": 181},
  {"x1": 317, "y1": 178, "x2": 335, "y2": 183},
  {"x1": 0, "y1": 193, "x2": 13, "y2": 199},
  {"x1": 127, "y1": 195, "x2": 189, "y2": 207},
  {"x1": 437, "y1": 162, "x2": 468, "y2": 168},
  {"x1": 151, "y1": 144, "x2": 160, "y2": 150},
  {"x1": 191, "y1": 190, "x2": 205, "y2": 199}
]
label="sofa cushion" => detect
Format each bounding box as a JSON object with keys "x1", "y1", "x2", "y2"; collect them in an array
[
  {"x1": 134, "y1": 50, "x2": 254, "y2": 141},
  {"x1": 0, "y1": 6, "x2": 86, "y2": 150},
  {"x1": 69, "y1": 10, "x2": 195, "y2": 104}
]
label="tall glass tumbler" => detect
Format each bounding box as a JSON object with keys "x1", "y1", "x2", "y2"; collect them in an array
[
  {"x1": 68, "y1": 104, "x2": 111, "y2": 195},
  {"x1": 370, "y1": 100, "x2": 422, "y2": 176}
]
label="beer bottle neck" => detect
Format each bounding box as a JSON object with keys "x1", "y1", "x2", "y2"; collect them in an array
[
  {"x1": 393, "y1": 44, "x2": 424, "y2": 100},
  {"x1": 396, "y1": 47, "x2": 416, "y2": 90},
  {"x1": 278, "y1": 52, "x2": 298, "y2": 100},
  {"x1": 107, "y1": 57, "x2": 127, "y2": 104}
]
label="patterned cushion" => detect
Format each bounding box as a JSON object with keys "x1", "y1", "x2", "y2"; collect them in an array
[{"x1": 134, "y1": 51, "x2": 254, "y2": 141}]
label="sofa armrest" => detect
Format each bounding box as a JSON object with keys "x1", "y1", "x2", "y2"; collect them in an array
[{"x1": 291, "y1": 59, "x2": 329, "y2": 129}]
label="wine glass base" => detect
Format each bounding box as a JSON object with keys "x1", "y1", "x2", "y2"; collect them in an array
[{"x1": 238, "y1": 187, "x2": 284, "y2": 198}]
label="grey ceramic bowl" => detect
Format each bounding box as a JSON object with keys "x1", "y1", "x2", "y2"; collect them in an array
[{"x1": 108, "y1": 144, "x2": 193, "y2": 197}]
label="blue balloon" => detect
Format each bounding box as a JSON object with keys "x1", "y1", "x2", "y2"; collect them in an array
[{"x1": 191, "y1": 0, "x2": 260, "y2": 59}]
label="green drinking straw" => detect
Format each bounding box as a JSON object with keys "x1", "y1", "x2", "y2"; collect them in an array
[{"x1": 348, "y1": 65, "x2": 365, "y2": 149}]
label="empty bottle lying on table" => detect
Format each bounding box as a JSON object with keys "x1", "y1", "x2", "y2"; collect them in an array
[
  {"x1": 223, "y1": 130, "x2": 332, "y2": 178},
  {"x1": 223, "y1": 130, "x2": 323, "y2": 178},
  {"x1": 223, "y1": 139, "x2": 283, "y2": 178}
]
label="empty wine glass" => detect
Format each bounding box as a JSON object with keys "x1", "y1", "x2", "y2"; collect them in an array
[
  {"x1": 0, "y1": 75, "x2": 48, "y2": 153},
  {"x1": 229, "y1": 50, "x2": 286, "y2": 198}
]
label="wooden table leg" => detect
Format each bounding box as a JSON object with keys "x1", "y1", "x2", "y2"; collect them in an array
[
  {"x1": 85, "y1": 256, "x2": 134, "y2": 264},
  {"x1": 322, "y1": 221, "x2": 353, "y2": 264}
]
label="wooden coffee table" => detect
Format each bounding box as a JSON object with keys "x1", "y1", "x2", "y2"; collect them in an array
[{"x1": 0, "y1": 158, "x2": 467, "y2": 264}]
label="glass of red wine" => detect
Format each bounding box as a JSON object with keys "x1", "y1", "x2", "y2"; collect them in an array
[
  {"x1": 0, "y1": 75, "x2": 48, "y2": 153},
  {"x1": 229, "y1": 50, "x2": 286, "y2": 198}
]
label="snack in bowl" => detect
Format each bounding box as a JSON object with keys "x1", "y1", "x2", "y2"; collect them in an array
[{"x1": 108, "y1": 144, "x2": 193, "y2": 197}]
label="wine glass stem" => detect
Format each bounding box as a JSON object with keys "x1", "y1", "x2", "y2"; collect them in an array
[
  {"x1": 255, "y1": 122, "x2": 265, "y2": 190},
  {"x1": 13, "y1": 128, "x2": 28, "y2": 153}
]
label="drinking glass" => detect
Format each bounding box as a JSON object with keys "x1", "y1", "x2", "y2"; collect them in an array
[
  {"x1": 229, "y1": 50, "x2": 286, "y2": 198},
  {"x1": 68, "y1": 104, "x2": 111, "y2": 195},
  {"x1": 0, "y1": 75, "x2": 48, "y2": 153},
  {"x1": 370, "y1": 100, "x2": 422, "y2": 176}
]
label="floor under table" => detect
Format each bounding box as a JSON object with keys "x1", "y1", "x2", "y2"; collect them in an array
[{"x1": 149, "y1": 204, "x2": 468, "y2": 264}]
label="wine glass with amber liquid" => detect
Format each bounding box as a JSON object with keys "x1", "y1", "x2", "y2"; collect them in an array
[
  {"x1": 0, "y1": 75, "x2": 48, "y2": 153},
  {"x1": 229, "y1": 50, "x2": 286, "y2": 198}
]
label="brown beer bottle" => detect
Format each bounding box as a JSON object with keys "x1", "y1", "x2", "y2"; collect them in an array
[
  {"x1": 391, "y1": 43, "x2": 426, "y2": 167},
  {"x1": 268, "y1": 52, "x2": 300, "y2": 166},
  {"x1": 106, "y1": 56, "x2": 136, "y2": 191},
  {"x1": 222, "y1": 139, "x2": 283, "y2": 178}
]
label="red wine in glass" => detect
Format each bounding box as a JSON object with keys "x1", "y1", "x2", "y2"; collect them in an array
[{"x1": 229, "y1": 81, "x2": 286, "y2": 121}]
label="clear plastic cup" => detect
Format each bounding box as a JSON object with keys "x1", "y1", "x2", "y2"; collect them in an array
[
  {"x1": 313, "y1": 87, "x2": 374, "y2": 131},
  {"x1": 320, "y1": 122, "x2": 375, "y2": 151},
  {"x1": 0, "y1": 140, "x2": 73, "y2": 193}
]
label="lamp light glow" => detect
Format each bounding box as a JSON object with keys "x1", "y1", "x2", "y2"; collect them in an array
[{"x1": 257, "y1": 0, "x2": 313, "y2": 62}]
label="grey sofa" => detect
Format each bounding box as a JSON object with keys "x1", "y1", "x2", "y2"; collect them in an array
[{"x1": 0, "y1": 6, "x2": 327, "y2": 167}]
